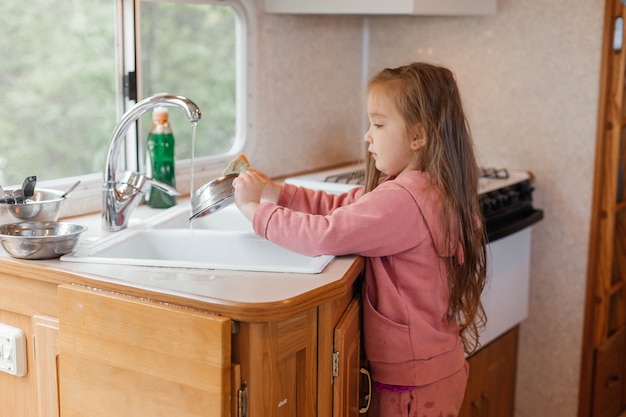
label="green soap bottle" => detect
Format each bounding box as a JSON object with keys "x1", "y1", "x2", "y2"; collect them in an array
[{"x1": 146, "y1": 107, "x2": 176, "y2": 208}]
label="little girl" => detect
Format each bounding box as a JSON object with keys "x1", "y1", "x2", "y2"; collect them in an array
[{"x1": 233, "y1": 62, "x2": 487, "y2": 417}]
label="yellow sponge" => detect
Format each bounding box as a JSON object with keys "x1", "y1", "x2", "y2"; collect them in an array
[{"x1": 222, "y1": 153, "x2": 250, "y2": 176}]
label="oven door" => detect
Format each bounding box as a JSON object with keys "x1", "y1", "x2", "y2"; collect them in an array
[
  {"x1": 486, "y1": 208, "x2": 543, "y2": 242},
  {"x1": 479, "y1": 208, "x2": 543, "y2": 347}
]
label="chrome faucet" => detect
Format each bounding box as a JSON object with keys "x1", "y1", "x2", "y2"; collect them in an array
[{"x1": 102, "y1": 93, "x2": 201, "y2": 232}]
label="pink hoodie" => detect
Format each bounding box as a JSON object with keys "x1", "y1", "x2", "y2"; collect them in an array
[{"x1": 253, "y1": 170, "x2": 466, "y2": 386}]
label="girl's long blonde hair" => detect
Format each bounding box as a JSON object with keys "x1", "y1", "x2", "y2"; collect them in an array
[{"x1": 364, "y1": 62, "x2": 487, "y2": 354}]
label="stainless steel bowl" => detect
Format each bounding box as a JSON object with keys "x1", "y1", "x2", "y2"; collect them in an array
[
  {"x1": 0, "y1": 221, "x2": 87, "y2": 260},
  {"x1": 190, "y1": 174, "x2": 238, "y2": 220},
  {"x1": 0, "y1": 188, "x2": 66, "y2": 224}
]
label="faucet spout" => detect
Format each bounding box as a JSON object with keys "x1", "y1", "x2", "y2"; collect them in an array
[{"x1": 103, "y1": 93, "x2": 201, "y2": 232}]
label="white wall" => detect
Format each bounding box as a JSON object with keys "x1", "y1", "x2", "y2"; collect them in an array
[
  {"x1": 252, "y1": 0, "x2": 604, "y2": 415},
  {"x1": 251, "y1": 12, "x2": 365, "y2": 176}
]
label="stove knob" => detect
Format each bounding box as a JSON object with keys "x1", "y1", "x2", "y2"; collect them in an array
[
  {"x1": 492, "y1": 193, "x2": 505, "y2": 208},
  {"x1": 506, "y1": 189, "x2": 520, "y2": 203},
  {"x1": 480, "y1": 197, "x2": 493, "y2": 214},
  {"x1": 495, "y1": 192, "x2": 508, "y2": 206}
]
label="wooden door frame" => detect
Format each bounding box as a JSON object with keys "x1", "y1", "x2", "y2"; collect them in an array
[{"x1": 580, "y1": 0, "x2": 625, "y2": 415}]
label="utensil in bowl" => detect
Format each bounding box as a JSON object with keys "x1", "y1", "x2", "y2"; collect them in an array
[
  {"x1": 21, "y1": 176, "x2": 36, "y2": 200},
  {"x1": 0, "y1": 188, "x2": 65, "y2": 224},
  {"x1": 12, "y1": 188, "x2": 24, "y2": 204},
  {"x1": 190, "y1": 173, "x2": 238, "y2": 220},
  {"x1": 59, "y1": 180, "x2": 81, "y2": 199},
  {"x1": 0, "y1": 221, "x2": 87, "y2": 259}
]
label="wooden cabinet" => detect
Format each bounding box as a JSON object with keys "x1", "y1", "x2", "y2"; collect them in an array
[
  {"x1": 0, "y1": 272, "x2": 59, "y2": 417},
  {"x1": 54, "y1": 286, "x2": 360, "y2": 417},
  {"x1": 264, "y1": 0, "x2": 496, "y2": 16},
  {"x1": 459, "y1": 326, "x2": 519, "y2": 417},
  {"x1": 53, "y1": 286, "x2": 362, "y2": 417},
  {"x1": 0, "y1": 256, "x2": 364, "y2": 417}
]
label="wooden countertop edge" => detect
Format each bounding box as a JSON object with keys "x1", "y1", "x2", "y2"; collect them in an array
[{"x1": 0, "y1": 255, "x2": 365, "y2": 322}]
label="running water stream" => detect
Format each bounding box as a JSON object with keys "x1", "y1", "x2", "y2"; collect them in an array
[{"x1": 189, "y1": 122, "x2": 198, "y2": 231}]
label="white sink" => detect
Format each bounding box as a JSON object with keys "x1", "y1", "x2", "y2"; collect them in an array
[
  {"x1": 61, "y1": 205, "x2": 333, "y2": 274},
  {"x1": 144, "y1": 204, "x2": 254, "y2": 232}
]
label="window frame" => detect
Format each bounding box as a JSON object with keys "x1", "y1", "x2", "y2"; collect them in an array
[{"x1": 58, "y1": 0, "x2": 256, "y2": 219}]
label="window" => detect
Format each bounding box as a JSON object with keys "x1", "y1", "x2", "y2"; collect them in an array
[
  {"x1": 138, "y1": 1, "x2": 242, "y2": 160},
  {"x1": 0, "y1": 0, "x2": 252, "y2": 213},
  {"x1": 0, "y1": 1, "x2": 117, "y2": 186}
]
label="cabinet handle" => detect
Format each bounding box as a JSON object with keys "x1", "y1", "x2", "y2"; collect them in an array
[
  {"x1": 470, "y1": 400, "x2": 481, "y2": 417},
  {"x1": 606, "y1": 374, "x2": 620, "y2": 389},
  {"x1": 481, "y1": 392, "x2": 490, "y2": 416},
  {"x1": 359, "y1": 367, "x2": 372, "y2": 414}
]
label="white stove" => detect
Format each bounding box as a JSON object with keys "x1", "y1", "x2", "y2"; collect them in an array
[{"x1": 285, "y1": 164, "x2": 531, "y2": 194}]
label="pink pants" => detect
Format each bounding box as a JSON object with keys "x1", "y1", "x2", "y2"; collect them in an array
[{"x1": 369, "y1": 362, "x2": 469, "y2": 417}]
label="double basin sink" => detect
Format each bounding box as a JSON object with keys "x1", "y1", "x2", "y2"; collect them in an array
[{"x1": 61, "y1": 204, "x2": 333, "y2": 274}]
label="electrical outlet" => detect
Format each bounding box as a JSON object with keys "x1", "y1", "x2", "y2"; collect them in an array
[{"x1": 0, "y1": 323, "x2": 27, "y2": 377}]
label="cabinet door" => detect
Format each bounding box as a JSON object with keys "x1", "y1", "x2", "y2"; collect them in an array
[
  {"x1": 333, "y1": 298, "x2": 362, "y2": 417},
  {"x1": 233, "y1": 308, "x2": 317, "y2": 417},
  {"x1": 482, "y1": 327, "x2": 518, "y2": 417},
  {"x1": 58, "y1": 284, "x2": 231, "y2": 417},
  {"x1": 592, "y1": 329, "x2": 625, "y2": 417},
  {"x1": 459, "y1": 350, "x2": 485, "y2": 417},
  {"x1": 459, "y1": 326, "x2": 518, "y2": 417}
]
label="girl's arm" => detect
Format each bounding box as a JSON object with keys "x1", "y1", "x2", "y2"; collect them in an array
[{"x1": 234, "y1": 169, "x2": 362, "y2": 222}]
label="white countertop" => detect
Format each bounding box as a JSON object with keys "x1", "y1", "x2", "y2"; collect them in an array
[{"x1": 0, "y1": 200, "x2": 360, "y2": 308}]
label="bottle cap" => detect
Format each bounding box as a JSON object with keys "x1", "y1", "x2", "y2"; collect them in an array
[{"x1": 152, "y1": 107, "x2": 169, "y2": 121}]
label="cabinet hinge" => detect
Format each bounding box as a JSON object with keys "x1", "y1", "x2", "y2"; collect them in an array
[
  {"x1": 332, "y1": 351, "x2": 340, "y2": 380},
  {"x1": 238, "y1": 381, "x2": 248, "y2": 417}
]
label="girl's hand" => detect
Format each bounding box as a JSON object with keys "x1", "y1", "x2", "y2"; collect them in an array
[
  {"x1": 249, "y1": 169, "x2": 281, "y2": 203},
  {"x1": 233, "y1": 171, "x2": 267, "y2": 221}
]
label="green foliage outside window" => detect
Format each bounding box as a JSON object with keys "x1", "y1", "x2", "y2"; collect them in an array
[
  {"x1": 140, "y1": 2, "x2": 237, "y2": 161},
  {"x1": 0, "y1": 0, "x2": 238, "y2": 186},
  {"x1": 0, "y1": 1, "x2": 116, "y2": 185}
]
